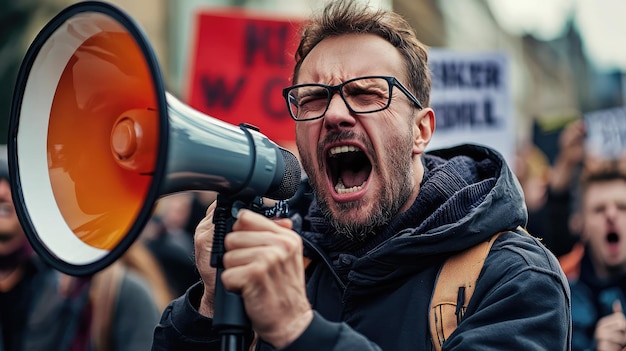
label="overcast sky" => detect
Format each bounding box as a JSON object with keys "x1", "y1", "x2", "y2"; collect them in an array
[{"x1": 486, "y1": 0, "x2": 626, "y2": 71}]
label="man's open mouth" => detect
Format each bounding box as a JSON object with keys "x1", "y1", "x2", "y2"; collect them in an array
[
  {"x1": 326, "y1": 145, "x2": 372, "y2": 194},
  {"x1": 607, "y1": 232, "x2": 620, "y2": 244}
]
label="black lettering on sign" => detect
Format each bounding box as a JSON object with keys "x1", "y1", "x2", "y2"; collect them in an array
[
  {"x1": 244, "y1": 22, "x2": 289, "y2": 67},
  {"x1": 262, "y1": 77, "x2": 290, "y2": 120},
  {"x1": 433, "y1": 98, "x2": 501, "y2": 130},
  {"x1": 434, "y1": 102, "x2": 477, "y2": 130},
  {"x1": 431, "y1": 60, "x2": 501, "y2": 89},
  {"x1": 586, "y1": 107, "x2": 626, "y2": 157},
  {"x1": 200, "y1": 75, "x2": 246, "y2": 109},
  {"x1": 484, "y1": 100, "x2": 498, "y2": 125},
  {"x1": 600, "y1": 126, "x2": 625, "y2": 153}
]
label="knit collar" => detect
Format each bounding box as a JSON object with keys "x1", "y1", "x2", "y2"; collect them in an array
[{"x1": 302, "y1": 153, "x2": 494, "y2": 263}]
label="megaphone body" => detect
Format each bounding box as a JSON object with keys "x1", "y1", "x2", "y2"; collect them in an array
[{"x1": 8, "y1": 1, "x2": 301, "y2": 277}]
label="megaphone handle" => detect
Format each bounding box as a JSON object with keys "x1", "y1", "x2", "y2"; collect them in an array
[{"x1": 210, "y1": 195, "x2": 251, "y2": 351}]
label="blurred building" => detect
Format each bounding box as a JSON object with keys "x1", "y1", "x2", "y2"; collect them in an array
[{"x1": 1, "y1": 0, "x2": 622, "y2": 160}]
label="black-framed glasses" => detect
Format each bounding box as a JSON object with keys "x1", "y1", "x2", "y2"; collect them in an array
[{"x1": 282, "y1": 75, "x2": 423, "y2": 121}]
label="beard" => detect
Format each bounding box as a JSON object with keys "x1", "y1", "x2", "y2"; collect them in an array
[{"x1": 299, "y1": 129, "x2": 415, "y2": 242}]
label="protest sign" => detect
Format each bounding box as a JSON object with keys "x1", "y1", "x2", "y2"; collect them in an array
[
  {"x1": 427, "y1": 49, "x2": 514, "y2": 165},
  {"x1": 584, "y1": 106, "x2": 626, "y2": 159},
  {"x1": 186, "y1": 9, "x2": 303, "y2": 146}
]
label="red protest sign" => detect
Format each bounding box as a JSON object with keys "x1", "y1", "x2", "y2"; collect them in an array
[{"x1": 186, "y1": 9, "x2": 303, "y2": 146}]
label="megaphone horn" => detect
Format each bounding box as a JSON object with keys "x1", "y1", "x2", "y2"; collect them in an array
[{"x1": 8, "y1": 1, "x2": 301, "y2": 276}]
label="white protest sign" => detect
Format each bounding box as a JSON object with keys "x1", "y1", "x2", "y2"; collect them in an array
[
  {"x1": 584, "y1": 107, "x2": 626, "y2": 159},
  {"x1": 426, "y1": 49, "x2": 514, "y2": 166}
]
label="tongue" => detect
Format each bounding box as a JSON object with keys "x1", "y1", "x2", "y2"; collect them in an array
[{"x1": 340, "y1": 168, "x2": 369, "y2": 188}]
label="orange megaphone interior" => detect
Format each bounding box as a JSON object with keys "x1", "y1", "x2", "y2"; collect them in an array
[{"x1": 48, "y1": 28, "x2": 158, "y2": 250}]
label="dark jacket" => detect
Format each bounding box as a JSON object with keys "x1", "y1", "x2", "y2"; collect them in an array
[
  {"x1": 0, "y1": 256, "x2": 160, "y2": 351},
  {"x1": 569, "y1": 247, "x2": 626, "y2": 351},
  {"x1": 152, "y1": 144, "x2": 572, "y2": 350}
]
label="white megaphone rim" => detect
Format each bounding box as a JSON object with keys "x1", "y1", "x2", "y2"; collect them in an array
[{"x1": 8, "y1": 1, "x2": 169, "y2": 276}]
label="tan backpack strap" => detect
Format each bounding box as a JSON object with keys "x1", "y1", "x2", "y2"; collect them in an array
[{"x1": 429, "y1": 231, "x2": 504, "y2": 350}]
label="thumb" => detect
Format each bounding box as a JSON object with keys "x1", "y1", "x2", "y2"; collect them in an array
[{"x1": 613, "y1": 300, "x2": 623, "y2": 314}]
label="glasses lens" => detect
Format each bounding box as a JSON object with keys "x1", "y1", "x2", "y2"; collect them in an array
[
  {"x1": 287, "y1": 85, "x2": 330, "y2": 120},
  {"x1": 342, "y1": 77, "x2": 390, "y2": 113}
]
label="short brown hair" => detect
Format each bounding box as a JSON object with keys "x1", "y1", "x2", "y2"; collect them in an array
[
  {"x1": 579, "y1": 162, "x2": 626, "y2": 198},
  {"x1": 292, "y1": 0, "x2": 432, "y2": 107}
]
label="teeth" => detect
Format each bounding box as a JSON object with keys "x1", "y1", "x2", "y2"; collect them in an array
[
  {"x1": 334, "y1": 178, "x2": 366, "y2": 194},
  {"x1": 329, "y1": 145, "x2": 360, "y2": 156}
]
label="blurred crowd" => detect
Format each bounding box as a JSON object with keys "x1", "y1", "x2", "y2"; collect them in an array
[
  {"x1": 1, "y1": 115, "x2": 625, "y2": 350},
  {"x1": 516, "y1": 118, "x2": 626, "y2": 351}
]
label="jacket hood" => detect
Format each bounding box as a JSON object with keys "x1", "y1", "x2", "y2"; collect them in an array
[
  {"x1": 301, "y1": 144, "x2": 528, "y2": 285},
  {"x1": 393, "y1": 144, "x2": 525, "y2": 246},
  {"x1": 350, "y1": 145, "x2": 528, "y2": 284}
]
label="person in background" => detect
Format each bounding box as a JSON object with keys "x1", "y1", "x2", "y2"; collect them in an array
[
  {"x1": 118, "y1": 240, "x2": 177, "y2": 311},
  {"x1": 568, "y1": 165, "x2": 626, "y2": 351},
  {"x1": 0, "y1": 149, "x2": 162, "y2": 351},
  {"x1": 152, "y1": 1, "x2": 571, "y2": 350},
  {"x1": 141, "y1": 192, "x2": 203, "y2": 298},
  {"x1": 540, "y1": 119, "x2": 626, "y2": 276},
  {"x1": 514, "y1": 142, "x2": 551, "y2": 239},
  {"x1": 544, "y1": 118, "x2": 587, "y2": 259}
]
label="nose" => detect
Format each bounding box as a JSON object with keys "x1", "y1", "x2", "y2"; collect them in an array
[
  {"x1": 605, "y1": 203, "x2": 620, "y2": 222},
  {"x1": 323, "y1": 93, "x2": 356, "y2": 130}
]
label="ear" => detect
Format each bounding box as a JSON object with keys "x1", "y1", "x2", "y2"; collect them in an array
[{"x1": 413, "y1": 108, "x2": 435, "y2": 155}]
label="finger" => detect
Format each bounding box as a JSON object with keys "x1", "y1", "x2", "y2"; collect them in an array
[
  {"x1": 195, "y1": 201, "x2": 217, "y2": 233},
  {"x1": 225, "y1": 229, "x2": 302, "y2": 255},
  {"x1": 574, "y1": 118, "x2": 586, "y2": 133},
  {"x1": 223, "y1": 245, "x2": 284, "y2": 269},
  {"x1": 597, "y1": 339, "x2": 626, "y2": 351},
  {"x1": 234, "y1": 209, "x2": 293, "y2": 233},
  {"x1": 221, "y1": 249, "x2": 278, "y2": 293},
  {"x1": 233, "y1": 208, "x2": 273, "y2": 230},
  {"x1": 202, "y1": 201, "x2": 218, "y2": 223},
  {"x1": 221, "y1": 246, "x2": 301, "y2": 291},
  {"x1": 194, "y1": 202, "x2": 218, "y2": 258}
]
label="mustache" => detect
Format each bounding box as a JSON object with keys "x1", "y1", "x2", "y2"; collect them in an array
[
  {"x1": 318, "y1": 131, "x2": 377, "y2": 164},
  {"x1": 321, "y1": 130, "x2": 357, "y2": 145}
]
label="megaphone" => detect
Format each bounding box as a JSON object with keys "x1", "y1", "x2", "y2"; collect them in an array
[{"x1": 8, "y1": 1, "x2": 302, "y2": 277}]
